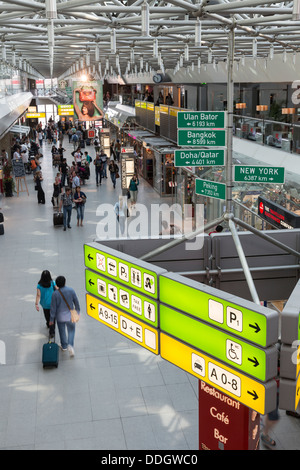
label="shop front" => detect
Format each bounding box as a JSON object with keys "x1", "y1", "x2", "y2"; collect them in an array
[
  {"x1": 104, "y1": 102, "x2": 136, "y2": 145},
  {"x1": 176, "y1": 168, "x2": 196, "y2": 220},
  {"x1": 124, "y1": 130, "x2": 154, "y2": 177},
  {"x1": 153, "y1": 149, "x2": 177, "y2": 198},
  {"x1": 141, "y1": 137, "x2": 175, "y2": 190}
]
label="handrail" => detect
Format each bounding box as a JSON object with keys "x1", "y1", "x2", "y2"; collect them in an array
[
  {"x1": 233, "y1": 114, "x2": 300, "y2": 128},
  {"x1": 233, "y1": 113, "x2": 300, "y2": 154}
]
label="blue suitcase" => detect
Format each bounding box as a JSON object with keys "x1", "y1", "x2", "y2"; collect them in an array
[{"x1": 42, "y1": 336, "x2": 59, "y2": 368}]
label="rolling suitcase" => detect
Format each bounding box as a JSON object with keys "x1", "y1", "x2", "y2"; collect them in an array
[
  {"x1": 42, "y1": 336, "x2": 59, "y2": 368},
  {"x1": 53, "y1": 211, "x2": 63, "y2": 226},
  {"x1": 0, "y1": 224, "x2": 4, "y2": 236}
]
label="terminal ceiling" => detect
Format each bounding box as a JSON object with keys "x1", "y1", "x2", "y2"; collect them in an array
[{"x1": 0, "y1": 0, "x2": 299, "y2": 80}]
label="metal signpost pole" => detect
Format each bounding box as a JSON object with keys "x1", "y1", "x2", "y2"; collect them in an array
[
  {"x1": 226, "y1": 27, "x2": 234, "y2": 215},
  {"x1": 224, "y1": 27, "x2": 261, "y2": 307},
  {"x1": 228, "y1": 216, "x2": 260, "y2": 305}
]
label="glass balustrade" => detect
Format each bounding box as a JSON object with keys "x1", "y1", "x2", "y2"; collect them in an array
[{"x1": 234, "y1": 114, "x2": 300, "y2": 154}]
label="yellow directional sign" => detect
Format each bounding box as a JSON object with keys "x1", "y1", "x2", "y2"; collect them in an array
[
  {"x1": 296, "y1": 372, "x2": 300, "y2": 411},
  {"x1": 297, "y1": 345, "x2": 300, "y2": 378},
  {"x1": 160, "y1": 333, "x2": 277, "y2": 415},
  {"x1": 86, "y1": 294, "x2": 159, "y2": 355}
]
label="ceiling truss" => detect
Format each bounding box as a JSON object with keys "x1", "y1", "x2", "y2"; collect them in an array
[{"x1": 0, "y1": 0, "x2": 298, "y2": 80}]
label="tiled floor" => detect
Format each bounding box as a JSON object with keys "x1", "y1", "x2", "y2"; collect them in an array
[{"x1": 0, "y1": 137, "x2": 299, "y2": 450}]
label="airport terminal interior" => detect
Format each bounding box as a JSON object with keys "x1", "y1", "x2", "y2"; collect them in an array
[{"x1": 0, "y1": 0, "x2": 300, "y2": 451}]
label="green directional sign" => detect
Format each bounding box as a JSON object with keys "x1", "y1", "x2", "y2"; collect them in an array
[
  {"x1": 234, "y1": 165, "x2": 285, "y2": 184},
  {"x1": 84, "y1": 243, "x2": 166, "y2": 299},
  {"x1": 195, "y1": 178, "x2": 226, "y2": 200},
  {"x1": 85, "y1": 269, "x2": 159, "y2": 328},
  {"x1": 177, "y1": 111, "x2": 225, "y2": 129},
  {"x1": 178, "y1": 129, "x2": 226, "y2": 147},
  {"x1": 160, "y1": 304, "x2": 277, "y2": 382},
  {"x1": 174, "y1": 149, "x2": 225, "y2": 167},
  {"x1": 159, "y1": 273, "x2": 279, "y2": 348}
]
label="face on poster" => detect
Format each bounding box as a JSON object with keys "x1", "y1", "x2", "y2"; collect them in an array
[{"x1": 73, "y1": 80, "x2": 104, "y2": 122}]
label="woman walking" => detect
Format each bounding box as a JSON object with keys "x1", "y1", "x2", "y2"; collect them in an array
[
  {"x1": 35, "y1": 270, "x2": 56, "y2": 337},
  {"x1": 52, "y1": 174, "x2": 62, "y2": 208},
  {"x1": 34, "y1": 170, "x2": 45, "y2": 204},
  {"x1": 128, "y1": 175, "x2": 139, "y2": 206}
]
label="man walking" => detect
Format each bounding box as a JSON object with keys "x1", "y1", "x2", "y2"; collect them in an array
[
  {"x1": 94, "y1": 153, "x2": 103, "y2": 186},
  {"x1": 59, "y1": 187, "x2": 73, "y2": 231},
  {"x1": 49, "y1": 276, "x2": 80, "y2": 357},
  {"x1": 59, "y1": 158, "x2": 69, "y2": 187},
  {"x1": 100, "y1": 149, "x2": 108, "y2": 178},
  {"x1": 109, "y1": 160, "x2": 119, "y2": 189}
]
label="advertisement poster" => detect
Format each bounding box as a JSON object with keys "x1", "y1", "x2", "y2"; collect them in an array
[{"x1": 72, "y1": 80, "x2": 103, "y2": 122}]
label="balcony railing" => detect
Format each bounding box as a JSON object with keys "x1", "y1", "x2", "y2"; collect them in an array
[{"x1": 233, "y1": 114, "x2": 300, "y2": 154}]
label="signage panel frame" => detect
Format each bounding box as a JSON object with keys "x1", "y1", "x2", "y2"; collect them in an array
[
  {"x1": 161, "y1": 332, "x2": 277, "y2": 415},
  {"x1": 86, "y1": 294, "x2": 160, "y2": 355},
  {"x1": 177, "y1": 129, "x2": 226, "y2": 147},
  {"x1": 159, "y1": 303, "x2": 278, "y2": 382},
  {"x1": 85, "y1": 269, "x2": 159, "y2": 328},
  {"x1": 174, "y1": 149, "x2": 225, "y2": 167},
  {"x1": 159, "y1": 272, "x2": 278, "y2": 348},
  {"x1": 84, "y1": 243, "x2": 166, "y2": 299},
  {"x1": 177, "y1": 111, "x2": 226, "y2": 129},
  {"x1": 195, "y1": 178, "x2": 226, "y2": 200},
  {"x1": 234, "y1": 165, "x2": 285, "y2": 184}
]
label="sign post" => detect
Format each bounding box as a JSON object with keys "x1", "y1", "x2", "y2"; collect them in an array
[
  {"x1": 84, "y1": 242, "x2": 281, "y2": 446},
  {"x1": 177, "y1": 129, "x2": 226, "y2": 147},
  {"x1": 84, "y1": 243, "x2": 165, "y2": 356},
  {"x1": 120, "y1": 148, "x2": 135, "y2": 192},
  {"x1": 177, "y1": 111, "x2": 226, "y2": 129},
  {"x1": 195, "y1": 179, "x2": 226, "y2": 201},
  {"x1": 12, "y1": 159, "x2": 29, "y2": 197},
  {"x1": 234, "y1": 165, "x2": 285, "y2": 184},
  {"x1": 174, "y1": 149, "x2": 225, "y2": 167},
  {"x1": 280, "y1": 279, "x2": 300, "y2": 413},
  {"x1": 176, "y1": 111, "x2": 227, "y2": 201}
]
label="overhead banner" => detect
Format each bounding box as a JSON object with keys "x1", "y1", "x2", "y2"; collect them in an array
[{"x1": 72, "y1": 80, "x2": 103, "y2": 122}]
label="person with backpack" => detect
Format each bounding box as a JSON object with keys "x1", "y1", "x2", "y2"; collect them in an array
[
  {"x1": 71, "y1": 133, "x2": 79, "y2": 150},
  {"x1": 100, "y1": 149, "x2": 108, "y2": 178},
  {"x1": 94, "y1": 138, "x2": 100, "y2": 153},
  {"x1": 94, "y1": 153, "x2": 103, "y2": 186}
]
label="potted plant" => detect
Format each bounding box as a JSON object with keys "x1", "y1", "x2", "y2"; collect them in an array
[{"x1": 3, "y1": 163, "x2": 14, "y2": 197}]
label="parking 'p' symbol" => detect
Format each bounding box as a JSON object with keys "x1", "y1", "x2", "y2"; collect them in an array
[{"x1": 226, "y1": 307, "x2": 243, "y2": 333}]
